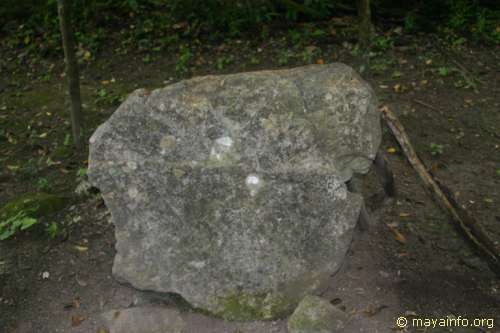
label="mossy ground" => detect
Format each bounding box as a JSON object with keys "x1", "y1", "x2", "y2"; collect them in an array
[{"x1": 0, "y1": 192, "x2": 68, "y2": 220}]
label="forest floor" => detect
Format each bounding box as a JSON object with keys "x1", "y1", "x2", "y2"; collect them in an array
[{"x1": 0, "y1": 20, "x2": 499, "y2": 333}]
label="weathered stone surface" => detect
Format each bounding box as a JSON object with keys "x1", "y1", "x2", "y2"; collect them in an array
[
  {"x1": 88, "y1": 63, "x2": 380, "y2": 320},
  {"x1": 288, "y1": 295, "x2": 348, "y2": 333}
]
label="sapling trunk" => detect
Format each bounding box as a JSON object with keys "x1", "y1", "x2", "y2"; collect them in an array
[{"x1": 57, "y1": 0, "x2": 83, "y2": 149}]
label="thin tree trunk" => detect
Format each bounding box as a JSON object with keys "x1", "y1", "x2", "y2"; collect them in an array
[
  {"x1": 357, "y1": 0, "x2": 373, "y2": 48},
  {"x1": 57, "y1": 0, "x2": 83, "y2": 149}
]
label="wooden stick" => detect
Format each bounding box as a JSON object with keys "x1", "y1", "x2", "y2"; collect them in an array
[
  {"x1": 379, "y1": 105, "x2": 500, "y2": 276},
  {"x1": 412, "y1": 99, "x2": 441, "y2": 113}
]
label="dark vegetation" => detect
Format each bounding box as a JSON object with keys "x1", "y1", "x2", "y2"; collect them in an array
[{"x1": 0, "y1": 0, "x2": 499, "y2": 331}]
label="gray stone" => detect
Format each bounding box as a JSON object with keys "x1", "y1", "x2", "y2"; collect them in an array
[
  {"x1": 288, "y1": 295, "x2": 348, "y2": 333},
  {"x1": 88, "y1": 63, "x2": 380, "y2": 320},
  {"x1": 101, "y1": 307, "x2": 185, "y2": 333}
]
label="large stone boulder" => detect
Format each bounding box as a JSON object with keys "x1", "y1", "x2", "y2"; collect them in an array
[{"x1": 88, "y1": 63, "x2": 380, "y2": 320}]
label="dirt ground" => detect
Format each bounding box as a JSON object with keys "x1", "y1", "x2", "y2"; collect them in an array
[{"x1": 0, "y1": 26, "x2": 499, "y2": 332}]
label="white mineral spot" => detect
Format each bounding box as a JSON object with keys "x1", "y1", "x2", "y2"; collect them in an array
[
  {"x1": 246, "y1": 175, "x2": 259, "y2": 185},
  {"x1": 337, "y1": 186, "x2": 347, "y2": 200},
  {"x1": 128, "y1": 186, "x2": 139, "y2": 198},
  {"x1": 127, "y1": 161, "x2": 137, "y2": 170},
  {"x1": 210, "y1": 147, "x2": 222, "y2": 160},
  {"x1": 189, "y1": 261, "x2": 206, "y2": 269},
  {"x1": 210, "y1": 136, "x2": 233, "y2": 160},
  {"x1": 246, "y1": 174, "x2": 261, "y2": 196},
  {"x1": 216, "y1": 136, "x2": 233, "y2": 147}
]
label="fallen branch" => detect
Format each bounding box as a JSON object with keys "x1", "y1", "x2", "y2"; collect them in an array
[
  {"x1": 379, "y1": 105, "x2": 500, "y2": 276},
  {"x1": 412, "y1": 99, "x2": 441, "y2": 113}
]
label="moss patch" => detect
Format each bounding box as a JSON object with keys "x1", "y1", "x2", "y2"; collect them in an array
[
  {"x1": 214, "y1": 291, "x2": 295, "y2": 321},
  {"x1": 0, "y1": 192, "x2": 69, "y2": 221}
]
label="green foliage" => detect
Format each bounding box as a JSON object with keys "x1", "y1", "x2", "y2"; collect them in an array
[
  {"x1": 430, "y1": 143, "x2": 444, "y2": 156},
  {"x1": 216, "y1": 54, "x2": 234, "y2": 70},
  {"x1": 63, "y1": 134, "x2": 71, "y2": 146},
  {"x1": 1, "y1": 0, "x2": 498, "y2": 67},
  {"x1": 76, "y1": 168, "x2": 87, "y2": 178},
  {"x1": 446, "y1": 0, "x2": 500, "y2": 41},
  {"x1": 404, "y1": 13, "x2": 417, "y2": 32},
  {"x1": 300, "y1": 46, "x2": 318, "y2": 64},
  {"x1": 0, "y1": 211, "x2": 38, "y2": 240},
  {"x1": 277, "y1": 49, "x2": 293, "y2": 66},
  {"x1": 95, "y1": 88, "x2": 122, "y2": 106},
  {"x1": 448, "y1": 0, "x2": 476, "y2": 29},
  {"x1": 36, "y1": 177, "x2": 51, "y2": 191},
  {"x1": 46, "y1": 222, "x2": 59, "y2": 239},
  {"x1": 175, "y1": 45, "x2": 193, "y2": 74},
  {"x1": 437, "y1": 66, "x2": 451, "y2": 76},
  {"x1": 373, "y1": 35, "x2": 394, "y2": 51},
  {"x1": 0, "y1": 192, "x2": 67, "y2": 222}
]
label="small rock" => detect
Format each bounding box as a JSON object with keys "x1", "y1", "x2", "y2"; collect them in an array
[
  {"x1": 288, "y1": 295, "x2": 348, "y2": 333},
  {"x1": 101, "y1": 307, "x2": 185, "y2": 333}
]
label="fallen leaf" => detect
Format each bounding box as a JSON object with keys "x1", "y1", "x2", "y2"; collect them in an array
[
  {"x1": 42, "y1": 271, "x2": 50, "y2": 279},
  {"x1": 397, "y1": 252, "x2": 409, "y2": 258},
  {"x1": 73, "y1": 297, "x2": 81, "y2": 308},
  {"x1": 74, "y1": 245, "x2": 88, "y2": 252},
  {"x1": 484, "y1": 198, "x2": 493, "y2": 203},
  {"x1": 399, "y1": 212, "x2": 411, "y2": 217},
  {"x1": 387, "y1": 147, "x2": 397, "y2": 154},
  {"x1": 39, "y1": 132, "x2": 48, "y2": 138},
  {"x1": 83, "y1": 51, "x2": 92, "y2": 61},
  {"x1": 97, "y1": 328, "x2": 109, "y2": 333},
  {"x1": 425, "y1": 59, "x2": 432, "y2": 65},
  {"x1": 316, "y1": 58, "x2": 325, "y2": 65},
  {"x1": 393, "y1": 84, "x2": 402, "y2": 92},
  {"x1": 390, "y1": 228, "x2": 407, "y2": 244},
  {"x1": 71, "y1": 315, "x2": 86, "y2": 327},
  {"x1": 172, "y1": 21, "x2": 188, "y2": 29}
]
